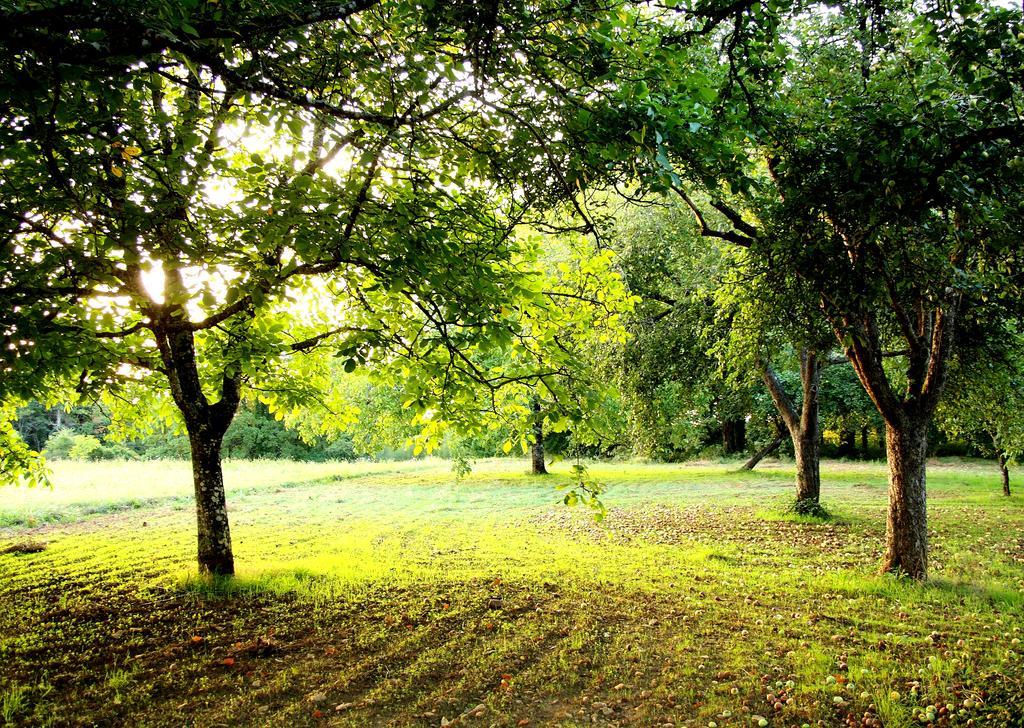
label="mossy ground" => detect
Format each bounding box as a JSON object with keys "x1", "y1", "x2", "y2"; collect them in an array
[{"x1": 1, "y1": 458, "x2": 1022, "y2": 727}]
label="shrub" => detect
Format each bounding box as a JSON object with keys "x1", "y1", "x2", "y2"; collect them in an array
[
  {"x1": 67, "y1": 434, "x2": 103, "y2": 461},
  {"x1": 43, "y1": 429, "x2": 78, "y2": 459},
  {"x1": 44, "y1": 430, "x2": 137, "y2": 461},
  {"x1": 140, "y1": 435, "x2": 191, "y2": 460}
]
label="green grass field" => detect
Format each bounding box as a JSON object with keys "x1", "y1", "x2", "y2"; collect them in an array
[{"x1": 1, "y1": 457, "x2": 1022, "y2": 727}]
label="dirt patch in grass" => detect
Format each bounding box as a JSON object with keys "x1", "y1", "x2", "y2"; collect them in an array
[
  {"x1": 0, "y1": 540, "x2": 47, "y2": 555},
  {"x1": 531, "y1": 505, "x2": 886, "y2": 568}
]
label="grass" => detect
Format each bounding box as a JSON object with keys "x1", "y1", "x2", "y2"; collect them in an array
[{"x1": 0, "y1": 456, "x2": 1022, "y2": 727}]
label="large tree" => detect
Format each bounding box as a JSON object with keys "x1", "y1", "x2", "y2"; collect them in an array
[
  {"x1": 739, "y1": 3, "x2": 1022, "y2": 578},
  {"x1": 638, "y1": 1, "x2": 1024, "y2": 577},
  {"x1": 0, "y1": 0, "x2": 624, "y2": 574},
  {"x1": 550, "y1": 0, "x2": 1022, "y2": 577}
]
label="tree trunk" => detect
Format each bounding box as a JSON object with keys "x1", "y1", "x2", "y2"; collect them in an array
[
  {"x1": 794, "y1": 426, "x2": 821, "y2": 505},
  {"x1": 761, "y1": 350, "x2": 822, "y2": 512},
  {"x1": 838, "y1": 429, "x2": 856, "y2": 457},
  {"x1": 188, "y1": 429, "x2": 234, "y2": 576},
  {"x1": 153, "y1": 309, "x2": 241, "y2": 577},
  {"x1": 828, "y1": 295, "x2": 956, "y2": 581},
  {"x1": 530, "y1": 397, "x2": 547, "y2": 475},
  {"x1": 998, "y1": 452, "x2": 1010, "y2": 497},
  {"x1": 881, "y1": 417, "x2": 930, "y2": 579},
  {"x1": 860, "y1": 426, "x2": 869, "y2": 458},
  {"x1": 721, "y1": 417, "x2": 746, "y2": 454},
  {"x1": 741, "y1": 427, "x2": 785, "y2": 470}
]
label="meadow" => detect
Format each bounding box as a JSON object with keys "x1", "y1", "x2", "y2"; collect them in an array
[{"x1": 0, "y1": 458, "x2": 1021, "y2": 727}]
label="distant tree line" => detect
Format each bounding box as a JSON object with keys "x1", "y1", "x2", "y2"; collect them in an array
[{"x1": 14, "y1": 401, "x2": 356, "y2": 462}]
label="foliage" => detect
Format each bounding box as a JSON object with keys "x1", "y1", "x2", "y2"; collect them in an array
[
  {"x1": 938, "y1": 326, "x2": 1024, "y2": 465},
  {"x1": 44, "y1": 430, "x2": 138, "y2": 462},
  {"x1": 608, "y1": 197, "x2": 753, "y2": 459},
  {"x1": 0, "y1": 0, "x2": 632, "y2": 491},
  {"x1": 220, "y1": 405, "x2": 355, "y2": 462},
  {"x1": 376, "y1": 225, "x2": 637, "y2": 465},
  {"x1": 0, "y1": 402, "x2": 48, "y2": 488},
  {"x1": 819, "y1": 365, "x2": 885, "y2": 453},
  {"x1": 557, "y1": 462, "x2": 607, "y2": 520},
  {"x1": 65, "y1": 434, "x2": 103, "y2": 462}
]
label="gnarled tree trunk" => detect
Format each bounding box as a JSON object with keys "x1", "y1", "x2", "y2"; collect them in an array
[{"x1": 881, "y1": 416, "x2": 929, "y2": 578}]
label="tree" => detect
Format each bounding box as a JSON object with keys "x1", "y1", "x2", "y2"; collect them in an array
[
  {"x1": 529, "y1": 393, "x2": 548, "y2": 475},
  {"x1": 413, "y1": 228, "x2": 634, "y2": 476},
  {"x1": 551, "y1": 0, "x2": 1022, "y2": 576},
  {"x1": 640, "y1": 1, "x2": 1024, "y2": 577},
  {"x1": 818, "y1": 364, "x2": 884, "y2": 460},
  {"x1": 609, "y1": 197, "x2": 757, "y2": 461},
  {"x1": 742, "y1": 3, "x2": 1022, "y2": 578},
  {"x1": 12, "y1": 401, "x2": 54, "y2": 453},
  {"x1": 0, "y1": 0, "x2": 625, "y2": 574},
  {"x1": 760, "y1": 352, "x2": 824, "y2": 510},
  {"x1": 712, "y1": 245, "x2": 838, "y2": 511},
  {"x1": 1, "y1": 402, "x2": 48, "y2": 488},
  {"x1": 611, "y1": 195, "x2": 832, "y2": 509}
]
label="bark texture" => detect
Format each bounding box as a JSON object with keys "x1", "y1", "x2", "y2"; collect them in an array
[
  {"x1": 189, "y1": 430, "x2": 234, "y2": 575},
  {"x1": 881, "y1": 418, "x2": 929, "y2": 578}
]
